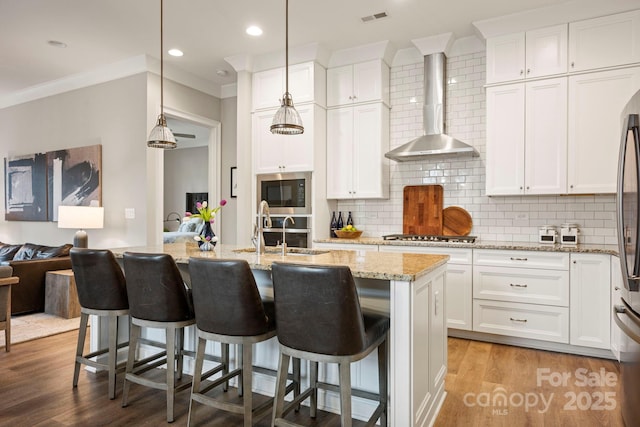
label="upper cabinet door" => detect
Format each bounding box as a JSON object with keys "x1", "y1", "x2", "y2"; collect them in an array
[
  {"x1": 569, "y1": 9, "x2": 640, "y2": 72},
  {"x1": 252, "y1": 62, "x2": 324, "y2": 111},
  {"x1": 252, "y1": 68, "x2": 283, "y2": 111},
  {"x1": 567, "y1": 67, "x2": 640, "y2": 194},
  {"x1": 485, "y1": 83, "x2": 525, "y2": 195},
  {"x1": 487, "y1": 24, "x2": 568, "y2": 84},
  {"x1": 525, "y1": 24, "x2": 568, "y2": 79},
  {"x1": 486, "y1": 32, "x2": 526, "y2": 84},
  {"x1": 524, "y1": 77, "x2": 568, "y2": 195},
  {"x1": 327, "y1": 65, "x2": 354, "y2": 107},
  {"x1": 327, "y1": 60, "x2": 390, "y2": 107}
]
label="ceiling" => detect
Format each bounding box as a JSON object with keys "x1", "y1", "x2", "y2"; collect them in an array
[{"x1": 1, "y1": 0, "x2": 614, "y2": 101}]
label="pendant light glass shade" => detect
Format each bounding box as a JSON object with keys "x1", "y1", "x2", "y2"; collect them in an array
[
  {"x1": 270, "y1": 93, "x2": 304, "y2": 135},
  {"x1": 148, "y1": 114, "x2": 177, "y2": 148},
  {"x1": 147, "y1": 0, "x2": 176, "y2": 149},
  {"x1": 270, "y1": 0, "x2": 304, "y2": 135}
]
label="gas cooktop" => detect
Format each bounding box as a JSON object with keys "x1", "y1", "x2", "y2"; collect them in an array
[{"x1": 382, "y1": 234, "x2": 477, "y2": 243}]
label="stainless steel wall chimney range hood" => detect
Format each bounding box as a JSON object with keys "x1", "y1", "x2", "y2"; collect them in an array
[{"x1": 385, "y1": 52, "x2": 478, "y2": 161}]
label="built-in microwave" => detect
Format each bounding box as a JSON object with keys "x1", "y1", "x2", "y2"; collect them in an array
[{"x1": 257, "y1": 172, "x2": 311, "y2": 215}]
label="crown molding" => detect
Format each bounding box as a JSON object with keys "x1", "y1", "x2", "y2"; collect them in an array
[{"x1": 0, "y1": 54, "x2": 222, "y2": 109}]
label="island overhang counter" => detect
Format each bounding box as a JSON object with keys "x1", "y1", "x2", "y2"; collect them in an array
[{"x1": 104, "y1": 243, "x2": 449, "y2": 426}]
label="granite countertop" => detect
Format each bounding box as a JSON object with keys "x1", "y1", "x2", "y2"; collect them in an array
[
  {"x1": 314, "y1": 237, "x2": 620, "y2": 255},
  {"x1": 109, "y1": 243, "x2": 449, "y2": 282}
]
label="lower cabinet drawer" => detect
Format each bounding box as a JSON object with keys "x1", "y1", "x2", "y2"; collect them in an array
[
  {"x1": 473, "y1": 300, "x2": 569, "y2": 343},
  {"x1": 473, "y1": 266, "x2": 569, "y2": 306}
]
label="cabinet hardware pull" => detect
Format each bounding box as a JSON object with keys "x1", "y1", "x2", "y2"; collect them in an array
[
  {"x1": 510, "y1": 283, "x2": 528, "y2": 288},
  {"x1": 510, "y1": 317, "x2": 527, "y2": 323},
  {"x1": 615, "y1": 286, "x2": 621, "y2": 291},
  {"x1": 527, "y1": 69, "x2": 531, "y2": 74},
  {"x1": 520, "y1": 70, "x2": 524, "y2": 75},
  {"x1": 571, "y1": 62, "x2": 575, "y2": 68},
  {"x1": 510, "y1": 257, "x2": 528, "y2": 261}
]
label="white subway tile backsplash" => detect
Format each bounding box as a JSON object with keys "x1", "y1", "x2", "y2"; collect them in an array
[{"x1": 335, "y1": 51, "x2": 617, "y2": 244}]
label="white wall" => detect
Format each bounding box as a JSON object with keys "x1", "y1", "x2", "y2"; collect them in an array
[
  {"x1": 336, "y1": 51, "x2": 617, "y2": 245},
  {"x1": 0, "y1": 73, "x2": 223, "y2": 248},
  {"x1": 221, "y1": 96, "x2": 238, "y2": 244}
]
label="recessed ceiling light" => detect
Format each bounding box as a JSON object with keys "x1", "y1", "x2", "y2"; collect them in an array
[
  {"x1": 47, "y1": 40, "x2": 67, "y2": 48},
  {"x1": 168, "y1": 49, "x2": 183, "y2": 57},
  {"x1": 246, "y1": 26, "x2": 263, "y2": 36}
]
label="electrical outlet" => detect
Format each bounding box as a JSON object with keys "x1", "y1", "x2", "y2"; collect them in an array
[
  {"x1": 125, "y1": 208, "x2": 135, "y2": 219},
  {"x1": 515, "y1": 213, "x2": 529, "y2": 220}
]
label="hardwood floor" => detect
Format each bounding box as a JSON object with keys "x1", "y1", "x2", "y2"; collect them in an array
[{"x1": 0, "y1": 332, "x2": 625, "y2": 426}]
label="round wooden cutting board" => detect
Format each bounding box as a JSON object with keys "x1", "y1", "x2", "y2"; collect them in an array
[{"x1": 442, "y1": 206, "x2": 472, "y2": 236}]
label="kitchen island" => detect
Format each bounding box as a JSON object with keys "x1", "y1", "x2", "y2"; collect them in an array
[{"x1": 106, "y1": 242, "x2": 449, "y2": 426}]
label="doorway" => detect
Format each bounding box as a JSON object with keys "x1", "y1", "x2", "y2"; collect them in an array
[{"x1": 152, "y1": 108, "x2": 221, "y2": 244}]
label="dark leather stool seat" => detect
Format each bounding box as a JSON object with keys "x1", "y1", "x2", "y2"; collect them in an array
[
  {"x1": 271, "y1": 262, "x2": 389, "y2": 427},
  {"x1": 70, "y1": 248, "x2": 129, "y2": 400},
  {"x1": 187, "y1": 258, "x2": 299, "y2": 427},
  {"x1": 121, "y1": 252, "x2": 197, "y2": 423}
]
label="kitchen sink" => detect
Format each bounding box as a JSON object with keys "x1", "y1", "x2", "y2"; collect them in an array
[{"x1": 232, "y1": 247, "x2": 330, "y2": 256}]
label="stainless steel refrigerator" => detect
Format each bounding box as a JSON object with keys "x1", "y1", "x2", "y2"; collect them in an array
[{"x1": 615, "y1": 88, "x2": 640, "y2": 426}]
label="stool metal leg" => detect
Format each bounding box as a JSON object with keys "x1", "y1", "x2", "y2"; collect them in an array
[
  {"x1": 73, "y1": 312, "x2": 90, "y2": 389},
  {"x1": 293, "y1": 357, "x2": 301, "y2": 412},
  {"x1": 238, "y1": 343, "x2": 244, "y2": 397},
  {"x1": 107, "y1": 315, "x2": 118, "y2": 399},
  {"x1": 166, "y1": 327, "x2": 176, "y2": 423},
  {"x1": 242, "y1": 343, "x2": 253, "y2": 427},
  {"x1": 122, "y1": 322, "x2": 141, "y2": 408},
  {"x1": 339, "y1": 362, "x2": 353, "y2": 427},
  {"x1": 272, "y1": 351, "x2": 291, "y2": 426},
  {"x1": 221, "y1": 342, "x2": 229, "y2": 392},
  {"x1": 310, "y1": 361, "x2": 318, "y2": 418},
  {"x1": 187, "y1": 336, "x2": 207, "y2": 427},
  {"x1": 378, "y1": 339, "x2": 388, "y2": 427}
]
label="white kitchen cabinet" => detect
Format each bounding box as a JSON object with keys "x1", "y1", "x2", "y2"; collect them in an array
[
  {"x1": 569, "y1": 9, "x2": 640, "y2": 73},
  {"x1": 380, "y1": 245, "x2": 473, "y2": 331},
  {"x1": 313, "y1": 242, "x2": 379, "y2": 252},
  {"x1": 326, "y1": 103, "x2": 389, "y2": 199},
  {"x1": 327, "y1": 60, "x2": 390, "y2": 107},
  {"x1": 486, "y1": 77, "x2": 567, "y2": 195},
  {"x1": 570, "y1": 253, "x2": 611, "y2": 349},
  {"x1": 473, "y1": 249, "x2": 570, "y2": 344},
  {"x1": 429, "y1": 271, "x2": 447, "y2": 397},
  {"x1": 486, "y1": 24, "x2": 567, "y2": 84},
  {"x1": 611, "y1": 255, "x2": 623, "y2": 361},
  {"x1": 253, "y1": 104, "x2": 316, "y2": 174},
  {"x1": 567, "y1": 67, "x2": 640, "y2": 194},
  {"x1": 252, "y1": 61, "x2": 326, "y2": 111}
]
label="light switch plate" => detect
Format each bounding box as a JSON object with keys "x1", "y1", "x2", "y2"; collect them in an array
[{"x1": 125, "y1": 208, "x2": 135, "y2": 219}]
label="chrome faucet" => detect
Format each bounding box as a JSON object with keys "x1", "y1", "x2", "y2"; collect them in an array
[
  {"x1": 281, "y1": 216, "x2": 295, "y2": 255},
  {"x1": 254, "y1": 200, "x2": 272, "y2": 254}
]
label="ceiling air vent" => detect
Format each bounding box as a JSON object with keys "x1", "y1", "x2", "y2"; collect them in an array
[{"x1": 361, "y1": 11, "x2": 388, "y2": 23}]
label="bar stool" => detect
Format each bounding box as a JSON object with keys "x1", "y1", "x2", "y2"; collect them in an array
[
  {"x1": 270, "y1": 262, "x2": 389, "y2": 427},
  {"x1": 188, "y1": 258, "x2": 285, "y2": 426},
  {"x1": 70, "y1": 248, "x2": 129, "y2": 399},
  {"x1": 121, "y1": 252, "x2": 196, "y2": 423}
]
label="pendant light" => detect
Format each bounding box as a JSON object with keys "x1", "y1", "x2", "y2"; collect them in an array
[
  {"x1": 147, "y1": 0, "x2": 177, "y2": 149},
  {"x1": 270, "y1": 0, "x2": 304, "y2": 135}
]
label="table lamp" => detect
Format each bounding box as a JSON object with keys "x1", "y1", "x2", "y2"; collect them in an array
[{"x1": 57, "y1": 206, "x2": 104, "y2": 248}]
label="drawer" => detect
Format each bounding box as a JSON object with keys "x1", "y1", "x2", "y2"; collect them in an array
[
  {"x1": 379, "y1": 245, "x2": 472, "y2": 264},
  {"x1": 473, "y1": 299, "x2": 569, "y2": 343},
  {"x1": 473, "y1": 266, "x2": 569, "y2": 306},
  {"x1": 473, "y1": 249, "x2": 569, "y2": 270}
]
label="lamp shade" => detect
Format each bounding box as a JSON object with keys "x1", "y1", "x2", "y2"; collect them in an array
[
  {"x1": 58, "y1": 206, "x2": 104, "y2": 248},
  {"x1": 57, "y1": 206, "x2": 104, "y2": 229}
]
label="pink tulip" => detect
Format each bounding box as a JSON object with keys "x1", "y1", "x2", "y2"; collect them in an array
[
  {"x1": 184, "y1": 212, "x2": 192, "y2": 217},
  {"x1": 209, "y1": 218, "x2": 215, "y2": 224},
  {"x1": 219, "y1": 199, "x2": 227, "y2": 207},
  {"x1": 196, "y1": 202, "x2": 203, "y2": 209}
]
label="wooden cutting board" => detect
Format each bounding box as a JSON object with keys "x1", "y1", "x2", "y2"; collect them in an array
[
  {"x1": 442, "y1": 206, "x2": 473, "y2": 236},
  {"x1": 403, "y1": 185, "x2": 443, "y2": 235}
]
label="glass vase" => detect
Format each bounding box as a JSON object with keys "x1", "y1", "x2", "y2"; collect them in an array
[{"x1": 199, "y1": 221, "x2": 217, "y2": 248}]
